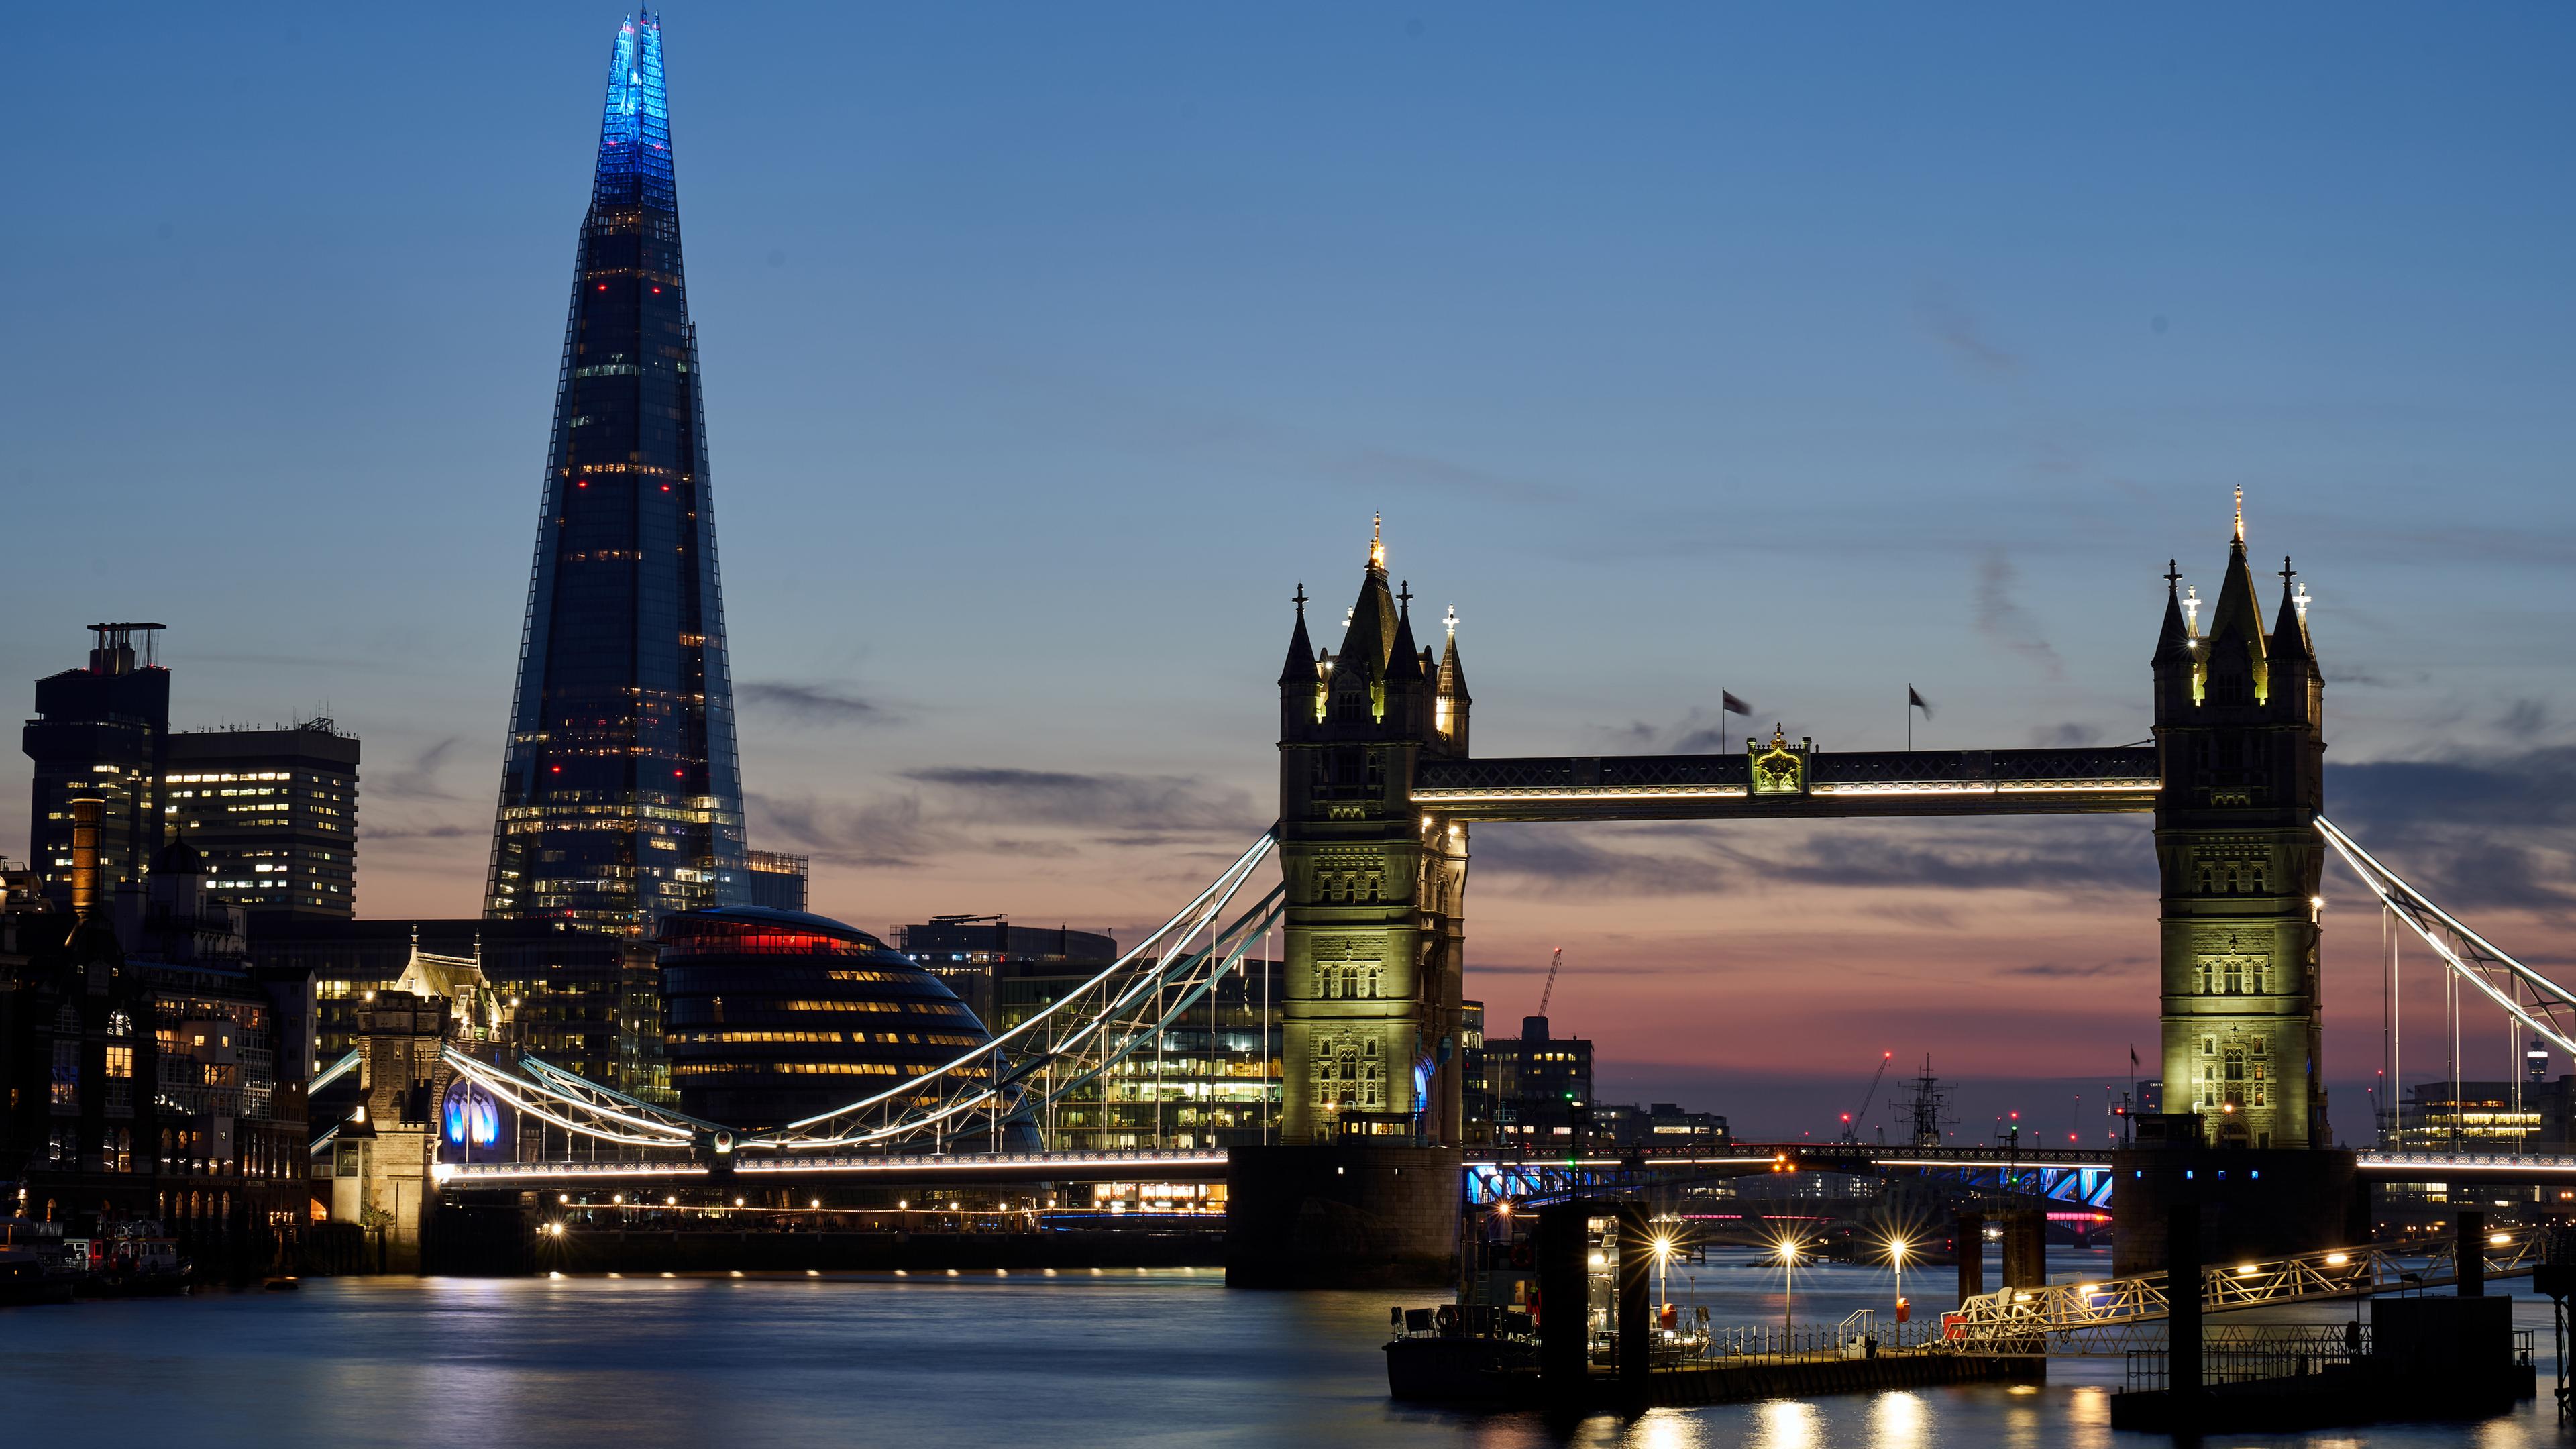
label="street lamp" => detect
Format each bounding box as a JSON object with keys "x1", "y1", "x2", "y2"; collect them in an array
[
  {"x1": 1773, "y1": 1235, "x2": 1803, "y2": 1343},
  {"x1": 1651, "y1": 1232, "x2": 1676, "y2": 1321},
  {"x1": 1884, "y1": 1233, "x2": 1915, "y2": 1330}
]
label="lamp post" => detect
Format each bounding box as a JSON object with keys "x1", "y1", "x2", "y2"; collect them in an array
[
  {"x1": 1888, "y1": 1234, "x2": 1911, "y2": 1328},
  {"x1": 1777, "y1": 1236, "x2": 1800, "y2": 1346}
]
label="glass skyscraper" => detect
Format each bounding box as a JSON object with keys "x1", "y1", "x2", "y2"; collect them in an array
[{"x1": 486, "y1": 12, "x2": 746, "y2": 934}]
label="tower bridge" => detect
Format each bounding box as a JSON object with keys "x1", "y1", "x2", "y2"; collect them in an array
[
  {"x1": 1269, "y1": 503, "x2": 2325, "y2": 1161},
  {"x1": 307, "y1": 504, "x2": 2576, "y2": 1285}
]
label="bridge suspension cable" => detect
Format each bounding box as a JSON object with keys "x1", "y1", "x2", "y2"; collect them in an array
[
  {"x1": 396, "y1": 828, "x2": 1287, "y2": 1161},
  {"x1": 746, "y1": 826, "x2": 1283, "y2": 1151},
  {"x1": 2316, "y1": 816, "x2": 2576, "y2": 1060}
]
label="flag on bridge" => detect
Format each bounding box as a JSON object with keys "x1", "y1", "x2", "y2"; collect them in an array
[
  {"x1": 1721, "y1": 690, "x2": 1752, "y2": 716},
  {"x1": 1908, "y1": 686, "x2": 1935, "y2": 720}
]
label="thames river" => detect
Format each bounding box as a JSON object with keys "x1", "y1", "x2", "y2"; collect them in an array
[{"x1": 1, "y1": 1248, "x2": 2563, "y2": 1447}]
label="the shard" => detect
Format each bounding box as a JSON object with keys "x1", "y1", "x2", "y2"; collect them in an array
[{"x1": 486, "y1": 11, "x2": 746, "y2": 932}]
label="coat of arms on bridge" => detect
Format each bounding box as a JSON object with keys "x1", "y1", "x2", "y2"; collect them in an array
[{"x1": 1749, "y1": 726, "x2": 1811, "y2": 796}]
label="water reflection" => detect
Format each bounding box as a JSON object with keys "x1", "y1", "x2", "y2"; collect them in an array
[{"x1": 0, "y1": 1254, "x2": 2563, "y2": 1448}]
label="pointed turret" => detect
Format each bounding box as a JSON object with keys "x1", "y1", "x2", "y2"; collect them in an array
[
  {"x1": 1434, "y1": 604, "x2": 1472, "y2": 751},
  {"x1": 2152, "y1": 560, "x2": 2198, "y2": 722},
  {"x1": 1279, "y1": 584, "x2": 1316, "y2": 686},
  {"x1": 1339, "y1": 515, "x2": 1403, "y2": 679},
  {"x1": 2201, "y1": 491, "x2": 2269, "y2": 707},
  {"x1": 1387, "y1": 586, "x2": 1424, "y2": 684},
  {"x1": 2153, "y1": 561, "x2": 2194, "y2": 663},
  {"x1": 2269, "y1": 558, "x2": 2312, "y2": 665}
]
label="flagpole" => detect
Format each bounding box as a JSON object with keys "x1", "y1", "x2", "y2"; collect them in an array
[{"x1": 1906, "y1": 685, "x2": 1912, "y2": 752}]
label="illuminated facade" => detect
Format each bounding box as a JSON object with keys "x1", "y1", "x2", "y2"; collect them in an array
[
  {"x1": 657, "y1": 907, "x2": 1006, "y2": 1132},
  {"x1": 2153, "y1": 497, "x2": 2328, "y2": 1149},
  {"x1": 1275, "y1": 521, "x2": 1474, "y2": 1143},
  {"x1": 486, "y1": 11, "x2": 747, "y2": 933},
  {"x1": 164, "y1": 720, "x2": 360, "y2": 918}
]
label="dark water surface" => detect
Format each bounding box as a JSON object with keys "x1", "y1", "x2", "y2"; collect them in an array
[{"x1": 2, "y1": 1251, "x2": 2568, "y2": 1447}]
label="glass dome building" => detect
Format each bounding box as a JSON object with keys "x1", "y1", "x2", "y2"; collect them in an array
[{"x1": 658, "y1": 906, "x2": 1026, "y2": 1142}]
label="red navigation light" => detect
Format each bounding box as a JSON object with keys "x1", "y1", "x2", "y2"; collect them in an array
[
  {"x1": 597, "y1": 284, "x2": 608, "y2": 292},
  {"x1": 2010, "y1": 1111, "x2": 2019, "y2": 1120},
  {"x1": 652, "y1": 286, "x2": 662, "y2": 294},
  {"x1": 661, "y1": 484, "x2": 671, "y2": 492},
  {"x1": 1840, "y1": 1113, "x2": 1851, "y2": 1123},
  {"x1": 672, "y1": 769, "x2": 684, "y2": 778},
  {"x1": 550, "y1": 765, "x2": 561, "y2": 773},
  {"x1": 577, "y1": 480, "x2": 588, "y2": 488}
]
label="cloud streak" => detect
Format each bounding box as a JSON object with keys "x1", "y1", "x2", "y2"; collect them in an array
[
  {"x1": 1974, "y1": 549, "x2": 2063, "y2": 680},
  {"x1": 903, "y1": 767, "x2": 1260, "y2": 835},
  {"x1": 739, "y1": 680, "x2": 899, "y2": 729}
]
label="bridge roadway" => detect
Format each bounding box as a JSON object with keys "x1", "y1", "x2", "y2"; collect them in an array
[{"x1": 434, "y1": 1140, "x2": 2576, "y2": 1196}]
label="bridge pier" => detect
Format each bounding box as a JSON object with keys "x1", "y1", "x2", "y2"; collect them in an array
[
  {"x1": 1222, "y1": 1143, "x2": 1460, "y2": 1288},
  {"x1": 2112, "y1": 1122, "x2": 2365, "y2": 1278}
]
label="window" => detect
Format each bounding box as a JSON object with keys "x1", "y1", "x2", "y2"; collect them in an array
[{"x1": 105, "y1": 1045, "x2": 132, "y2": 1079}]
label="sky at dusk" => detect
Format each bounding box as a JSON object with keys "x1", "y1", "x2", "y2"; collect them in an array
[{"x1": 6, "y1": 5, "x2": 2572, "y2": 1138}]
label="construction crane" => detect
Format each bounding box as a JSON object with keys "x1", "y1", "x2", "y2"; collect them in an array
[
  {"x1": 1841, "y1": 1051, "x2": 1894, "y2": 1143},
  {"x1": 1538, "y1": 947, "x2": 1564, "y2": 1018}
]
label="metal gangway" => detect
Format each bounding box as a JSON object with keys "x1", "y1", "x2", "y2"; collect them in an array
[{"x1": 1951, "y1": 1223, "x2": 2545, "y2": 1354}]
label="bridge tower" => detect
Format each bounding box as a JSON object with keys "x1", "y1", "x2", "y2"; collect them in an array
[
  {"x1": 2152, "y1": 496, "x2": 2327, "y2": 1150},
  {"x1": 1275, "y1": 520, "x2": 1474, "y2": 1145}
]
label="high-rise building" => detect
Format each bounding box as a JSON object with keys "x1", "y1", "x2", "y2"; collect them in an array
[
  {"x1": 486, "y1": 11, "x2": 748, "y2": 934},
  {"x1": 164, "y1": 719, "x2": 360, "y2": 918},
  {"x1": 22, "y1": 624, "x2": 170, "y2": 909}
]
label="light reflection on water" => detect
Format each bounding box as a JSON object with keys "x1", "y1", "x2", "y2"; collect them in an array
[{"x1": 0, "y1": 1249, "x2": 2562, "y2": 1448}]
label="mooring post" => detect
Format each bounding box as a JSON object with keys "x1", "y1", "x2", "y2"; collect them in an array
[
  {"x1": 2459, "y1": 1209, "x2": 2487, "y2": 1297},
  {"x1": 1616, "y1": 1205, "x2": 1652, "y2": 1401},
  {"x1": 1955, "y1": 1211, "x2": 1986, "y2": 1305},
  {"x1": 1537, "y1": 1202, "x2": 1589, "y2": 1401},
  {"x1": 2002, "y1": 1209, "x2": 2047, "y2": 1291},
  {"x1": 2168, "y1": 1203, "x2": 2203, "y2": 1414}
]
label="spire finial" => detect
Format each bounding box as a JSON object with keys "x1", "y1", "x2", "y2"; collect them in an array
[
  {"x1": 2279, "y1": 555, "x2": 2296, "y2": 588},
  {"x1": 1292, "y1": 582, "x2": 1307, "y2": 615},
  {"x1": 1368, "y1": 513, "x2": 1385, "y2": 571},
  {"x1": 1444, "y1": 604, "x2": 1458, "y2": 639},
  {"x1": 2233, "y1": 486, "x2": 2245, "y2": 543},
  {"x1": 2183, "y1": 585, "x2": 2201, "y2": 633},
  {"x1": 1397, "y1": 579, "x2": 1412, "y2": 610},
  {"x1": 2164, "y1": 559, "x2": 2181, "y2": 594}
]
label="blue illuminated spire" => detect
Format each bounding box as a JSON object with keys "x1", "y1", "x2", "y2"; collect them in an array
[{"x1": 594, "y1": 11, "x2": 675, "y2": 211}]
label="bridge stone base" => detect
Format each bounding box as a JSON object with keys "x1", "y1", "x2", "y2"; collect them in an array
[
  {"x1": 2112, "y1": 1146, "x2": 2365, "y2": 1278},
  {"x1": 1224, "y1": 1144, "x2": 1460, "y2": 1288}
]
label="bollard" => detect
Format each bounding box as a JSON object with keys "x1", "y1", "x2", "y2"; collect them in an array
[{"x1": 2459, "y1": 1210, "x2": 2486, "y2": 1298}]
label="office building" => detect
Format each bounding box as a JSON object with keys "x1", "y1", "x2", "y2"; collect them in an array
[
  {"x1": 164, "y1": 719, "x2": 360, "y2": 918},
  {"x1": 484, "y1": 12, "x2": 751, "y2": 932},
  {"x1": 659, "y1": 906, "x2": 1014, "y2": 1138},
  {"x1": 22, "y1": 623, "x2": 169, "y2": 909},
  {"x1": 894, "y1": 920, "x2": 1120, "y2": 1030},
  {"x1": 1487, "y1": 1014, "x2": 1595, "y2": 1148},
  {"x1": 743, "y1": 850, "x2": 808, "y2": 913}
]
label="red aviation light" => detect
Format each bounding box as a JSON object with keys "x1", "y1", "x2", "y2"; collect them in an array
[
  {"x1": 673, "y1": 769, "x2": 685, "y2": 778},
  {"x1": 597, "y1": 284, "x2": 608, "y2": 292},
  {"x1": 661, "y1": 484, "x2": 671, "y2": 492},
  {"x1": 551, "y1": 765, "x2": 562, "y2": 773},
  {"x1": 652, "y1": 286, "x2": 662, "y2": 294}
]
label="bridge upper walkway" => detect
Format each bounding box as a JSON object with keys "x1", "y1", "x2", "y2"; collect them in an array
[{"x1": 1412, "y1": 745, "x2": 2160, "y2": 821}]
